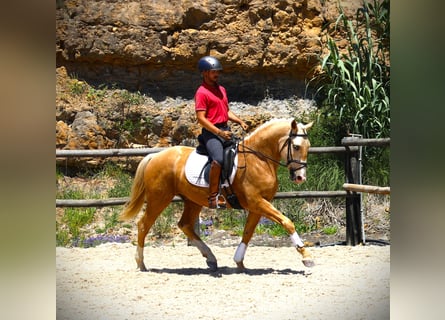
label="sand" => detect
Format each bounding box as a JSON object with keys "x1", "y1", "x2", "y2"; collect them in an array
[{"x1": 56, "y1": 241, "x2": 389, "y2": 320}]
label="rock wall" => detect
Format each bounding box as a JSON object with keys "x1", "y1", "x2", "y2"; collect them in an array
[
  {"x1": 56, "y1": 0, "x2": 368, "y2": 170},
  {"x1": 56, "y1": 0, "x2": 362, "y2": 101}
]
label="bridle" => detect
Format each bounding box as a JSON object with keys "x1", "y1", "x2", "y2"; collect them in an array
[
  {"x1": 238, "y1": 129, "x2": 308, "y2": 175},
  {"x1": 280, "y1": 131, "x2": 308, "y2": 172}
]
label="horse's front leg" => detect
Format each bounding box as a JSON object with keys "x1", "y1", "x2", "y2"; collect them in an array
[
  {"x1": 254, "y1": 199, "x2": 315, "y2": 268},
  {"x1": 233, "y1": 211, "x2": 260, "y2": 271}
]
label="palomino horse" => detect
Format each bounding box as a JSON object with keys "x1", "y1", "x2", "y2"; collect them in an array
[{"x1": 120, "y1": 118, "x2": 314, "y2": 272}]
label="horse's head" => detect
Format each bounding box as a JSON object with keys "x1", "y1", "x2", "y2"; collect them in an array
[{"x1": 280, "y1": 120, "x2": 313, "y2": 184}]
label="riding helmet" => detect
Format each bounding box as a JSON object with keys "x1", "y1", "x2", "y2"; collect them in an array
[{"x1": 198, "y1": 56, "x2": 223, "y2": 72}]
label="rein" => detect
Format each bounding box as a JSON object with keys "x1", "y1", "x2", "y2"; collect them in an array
[{"x1": 237, "y1": 130, "x2": 308, "y2": 171}]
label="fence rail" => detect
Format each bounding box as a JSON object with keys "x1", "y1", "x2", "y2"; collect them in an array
[
  {"x1": 55, "y1": 191, "x2": 350, "y2": 208},
  {"x1": 56, "y1": 146, "x2": 349, "y2": 158},
  {"x1": 56, "y1": 137, "x2": 390, "y2": 245}
]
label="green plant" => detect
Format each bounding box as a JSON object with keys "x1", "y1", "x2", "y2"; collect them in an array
[
  {"x1": 62, "y1": 207, "x2": 95, "y2": 240},
  {"x1": 103, "y1": 207, "x2": 121, "y2": 230},
  {"x1": 56, "y1": 221, "x2": 70, "y2": 246},
  {"x1": 86, "y1": 84, "x2": 108, "y2": 102},
  {"x1": 308, "y1": 0, "x2": 390, "y2": 140},
  {"x1": 322, "y1": 225, "x2": 338, "y2": 235},
  {"x1": 120, "y1": 90, "x2": 145, "y2": 106},
  {"x1": 56, "y1": 188, "x2": 85, "y2": 200},
  {"x1": 68, "y1": 78, "x2": 86, "y2": 95},
  {"x1": 152, "y1": 203, "x2": 181, "y2": 237},
  {"x1": 362, "y1": 147, "x2": 390, "y2": 186},
  {"x1": 95, "y1": 162, "x2": 133, "y2": 198},
  {"x1": 266, "y1": 224, "x2": 288, "y2": 237}
]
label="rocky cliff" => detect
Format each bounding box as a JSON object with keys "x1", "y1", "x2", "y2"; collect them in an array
[
  {"x1": 56, "y1": 0, "x2": 365, "y2": 169},
  {"x1": 56, "y1": 0, "x2": 362, "y2": 100}
]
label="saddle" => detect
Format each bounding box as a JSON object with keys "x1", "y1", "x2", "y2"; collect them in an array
[
  {"x1": 196, "y1": 134, "x2": 237, "y2": 183},
  {"x1": 184, "y1": 135, "x2": 243, "y2": 209}
]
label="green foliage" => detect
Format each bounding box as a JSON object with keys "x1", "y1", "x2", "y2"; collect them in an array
[
  {"x1": 264, "y1": 223, "x2": 287, "y2": 237},
  {"x1": 86, "y1": 84, "x2": 108, "y2": 102},
  {"x1": 308, "y1": 0, "x2": 390, "y2": 140},
  {"x1": 362, "y1": 147, "x2": 390, "y2": 186},
  {"x1": 56, "y1": 221, "x2": 70, "y2": 246},
  {"x1": 152, "y1": 203, "x2": 182, "y2": 237},
  {"x1": 62, "y1": 207, "x2": 95, "y2": 240},
  {"x1": 119, "y1": 90, "x2": 145, "y2": 106},
  {"x1": 97, "y1": 207, "x2": 121, "y2": 233},
  {"x1": 68, "y1": 78, "x2": 86, "y2": 95},
  {"x1": 99, "y1": 163, "x2": 133, "y2": 198},
  {"x1": 322, "y1": 225, "x2": 338, "y2": 235},
  {"x1": 214, "y1": 209, "x2": 246, "y2": 236},
  {"x1": 56, "y1": 184, "x2": 101, "y2": 200}
]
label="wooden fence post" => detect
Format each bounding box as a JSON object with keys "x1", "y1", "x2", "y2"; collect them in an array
[{"x1": 342, "y1": 137, "x2": 364, "y2": 245}]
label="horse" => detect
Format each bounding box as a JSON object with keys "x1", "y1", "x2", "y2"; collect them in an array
[{"x1": 119, "y1": 118, "x2": 315, "y2": 272}]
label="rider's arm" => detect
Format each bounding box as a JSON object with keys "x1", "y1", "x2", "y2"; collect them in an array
[
  {"x1": 196, "y1": 111, "x2": 230, "y2": 139},
  {"x1": 228, "y1": 110, "x2": 249, "y2": 131}
]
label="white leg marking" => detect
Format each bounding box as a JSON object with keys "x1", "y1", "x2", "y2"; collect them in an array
[
  {"x1": 233, "y1": 242, "x2": 247, "y2": 263},
  {"x1": 290, "y1": 232, "x2": 304, "y2": 247},
  {"x1": 136, "y1": 245, "x2": 144, "y2": 260}
]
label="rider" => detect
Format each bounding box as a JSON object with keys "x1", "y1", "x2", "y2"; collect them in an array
[{"x1": 194, "y1": 56, "x2": 249, "y2": 209}]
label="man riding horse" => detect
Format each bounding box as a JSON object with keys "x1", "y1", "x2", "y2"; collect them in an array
[{"x1": 194, "y1": 56, "x2": 249, "y2": 209}]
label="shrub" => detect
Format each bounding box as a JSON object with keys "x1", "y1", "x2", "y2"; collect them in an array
[{"x1": 308, "y1": 0, "x2": 390, "y2": 140}]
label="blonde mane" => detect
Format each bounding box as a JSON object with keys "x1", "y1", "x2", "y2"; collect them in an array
[{"x1": 244, "y1": 118, "x2": 294, "y2": 142}]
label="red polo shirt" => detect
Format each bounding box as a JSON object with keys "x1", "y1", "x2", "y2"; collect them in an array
[{"x1": 194, "y1": 82, "x2": 229, "y2": 125}]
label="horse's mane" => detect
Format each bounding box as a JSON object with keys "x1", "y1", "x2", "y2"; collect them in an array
[{"x1": 244, "y1": 117, "x2": 294, "y2": 142}]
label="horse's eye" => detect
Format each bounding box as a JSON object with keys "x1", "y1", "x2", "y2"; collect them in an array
[{"x1": 294, "y1": 145, "x2": 300, "y2": 151}]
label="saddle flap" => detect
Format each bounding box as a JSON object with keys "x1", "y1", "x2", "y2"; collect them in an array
[{"x1": 185, "y1": 149, "x2": 238, "y2": 188}]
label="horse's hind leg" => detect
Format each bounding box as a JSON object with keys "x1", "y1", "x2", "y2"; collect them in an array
[
  {"x1": 136, "y1": 195, "x2": 172, "y2": 271},
  {"x1": 135, "y1": 210, "x2": 157, "y2": 271},
  {"x1": 178, "y1": 200, "x2": 218, "y2": 272},
  {"x1": 233, "y1": 211, "x2": 261, "y2": 271}
]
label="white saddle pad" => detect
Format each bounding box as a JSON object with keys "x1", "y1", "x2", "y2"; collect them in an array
[{"x1": 185, "y1": 150, "x2": 238, "y2": 188}]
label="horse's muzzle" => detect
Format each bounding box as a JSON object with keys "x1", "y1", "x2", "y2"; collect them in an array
[
  {"x1": 294, "y1": 175, "x2": 306, "y2": 183},
  {"x1": 290, "y1": 169, "x2": 306, "y2": 184}
]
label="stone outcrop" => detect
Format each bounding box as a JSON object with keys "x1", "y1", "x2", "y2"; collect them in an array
[
  {"x1": 56, "y1": 0, "x2": 363, "y2": 100},
  {"x1": 56, "y1": 0, "x2": 367, "y2": 169}
]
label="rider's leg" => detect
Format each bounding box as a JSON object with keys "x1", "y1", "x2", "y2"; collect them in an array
[{"x1": 205, "y1": 135, "x2": 226, "y2": 209}]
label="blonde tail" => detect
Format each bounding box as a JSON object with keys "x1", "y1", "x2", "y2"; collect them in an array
[{"x1": 119, "y1": 154, "x2": 152, "y2": 221}]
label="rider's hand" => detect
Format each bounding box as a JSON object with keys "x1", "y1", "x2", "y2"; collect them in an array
[
  {"x1": 218, "y1": 130, "x2": 232, "y2": 140},
  {"x1": 240, "y1": 122, "x2": 249, "y2": 132}
]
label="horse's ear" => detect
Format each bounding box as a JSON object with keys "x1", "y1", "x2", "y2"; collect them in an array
[
  {"x1": 291, "y1": 119, "x2": 298, "y2": 130},
  {"x1": 304, "y1": 121, "x2": 314, "y2": 131}
]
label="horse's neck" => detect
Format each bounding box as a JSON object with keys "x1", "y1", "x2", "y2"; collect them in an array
[{"x1": 244, "y1": 122, "x2": 289, "y2": 159}]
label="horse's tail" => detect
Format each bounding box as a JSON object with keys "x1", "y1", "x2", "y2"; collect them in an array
[{"x1": 119, "y1": 154, "x2": 152, "y2": 221}]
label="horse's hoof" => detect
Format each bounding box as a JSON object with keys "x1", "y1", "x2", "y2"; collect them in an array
[
  {"x1": 136, "y1": 259, "x2": 148, "y2": 272},
  {"x1": 236, "y1": 261, "x2": 246, "y2": 271},
  {"x1": 207, "y1": 260, "x2": 218, "y2": 272},
  {"x1": 302, "y1": 259, "x2": 315, "y2": 268},
  {"x1": 210, "y1": 270, "x2": 222, "y2": 278}
]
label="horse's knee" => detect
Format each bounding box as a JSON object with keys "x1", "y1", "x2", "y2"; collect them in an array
[{"x1": 281, "y1": 217, "x2": 296, "y2": 234}]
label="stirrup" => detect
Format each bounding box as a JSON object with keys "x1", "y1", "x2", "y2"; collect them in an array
[{"x1": 208, "y1": 194, "x2": 227, "y2": 209}]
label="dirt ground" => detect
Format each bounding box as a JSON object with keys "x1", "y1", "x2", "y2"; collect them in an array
[{"x1": 56, "y1": 239, "x2": 390, "y2": 320}]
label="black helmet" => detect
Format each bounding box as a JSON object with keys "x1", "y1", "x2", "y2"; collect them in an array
[{"x1": 198, "y1": 56, "x2": 223, "y2": 72}]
